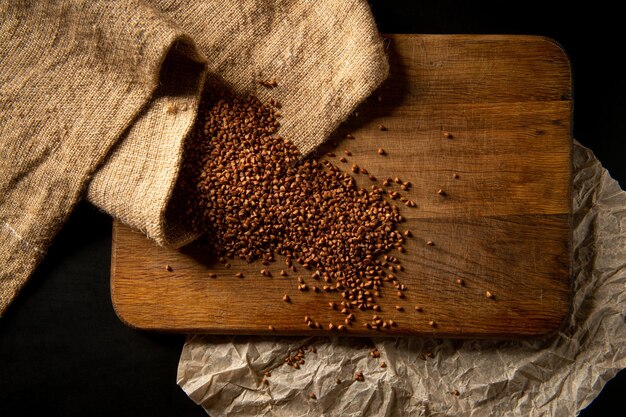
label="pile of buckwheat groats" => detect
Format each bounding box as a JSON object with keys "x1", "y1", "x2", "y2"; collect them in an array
[{"x1": 178, "y1": 90, "x2": 419, "y2": 332}]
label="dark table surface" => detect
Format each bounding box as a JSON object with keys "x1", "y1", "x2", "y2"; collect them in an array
[{"x1": 1, "y1": 1, "x2": 624, "y2": 416}]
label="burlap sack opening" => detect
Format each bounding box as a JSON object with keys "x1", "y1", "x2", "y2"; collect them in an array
[
  {"x1": 87, "y1": 42, "x2": 206, "y2": 248},
  {"x1": 1, "y1": 0, "x2": 388, "y2": 315},
  {"x1": 88, "y1": 0, "x2": 389, "y2": 248}
]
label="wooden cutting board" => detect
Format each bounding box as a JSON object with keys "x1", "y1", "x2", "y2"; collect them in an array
[{"x1": 111, "y1": 35, "x2": 572, "y2": 338}]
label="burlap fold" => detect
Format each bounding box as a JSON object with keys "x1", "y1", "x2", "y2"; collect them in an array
[
  {"x1": 1, "y1": 0, "x2": 388, "y2": 316},
  {"x1": 0, "y1": 0, "x2": 206, "y2": 316},
  {"x1": 88, "y1": 0, "x2": 389, "y2": 247}
]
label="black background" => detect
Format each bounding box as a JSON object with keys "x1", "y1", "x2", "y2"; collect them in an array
[{"x1": 1, "y1": 1, "x2": 624, "y2": 416}]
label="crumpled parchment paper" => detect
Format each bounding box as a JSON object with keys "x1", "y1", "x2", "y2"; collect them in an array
[{"x1": 177, "y1": 141, "x2": 626, "y2": 416}]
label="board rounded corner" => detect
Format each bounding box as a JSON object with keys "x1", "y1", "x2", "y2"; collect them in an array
[
  {"x1": 533, "y1": 35, "x2": 573, "y2": 89},
  {"x1": 529, "y1": 304, "x2": 571, "y2": 340},
  {"x1": 110, "y1": 285, "x2": 145, "y2": 331}
]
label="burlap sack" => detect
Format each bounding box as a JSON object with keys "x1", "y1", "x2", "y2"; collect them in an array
[
  {"x1": 0, "y1": 0, "x2": 388, "y2": 316},
  {"x1": 87, "y1": 0, "x2": 388, "y2": 246},
  {"x1": 0, "y1": 0, "x2": 206, "y2": 316}
]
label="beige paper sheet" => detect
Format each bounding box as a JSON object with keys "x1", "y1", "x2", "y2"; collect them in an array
[{"x1": 177, "y1": 141, "x2": 626, "y2": 416}]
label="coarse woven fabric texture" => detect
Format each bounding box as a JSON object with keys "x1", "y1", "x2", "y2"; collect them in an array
[
  {"x1": 0, "y1": 0, "x2": 206, "y2": 317},
  {"x1": 87, "y1": 0, "x2": 388, "y2": 247},
  {"x1": 1, "y1": 0, "x2": 388, "y2": 317}
]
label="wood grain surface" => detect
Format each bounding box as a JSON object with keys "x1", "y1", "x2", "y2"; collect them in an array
[{"x1": 111, "y1": 35, "x2": 572, "y2": 338}]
